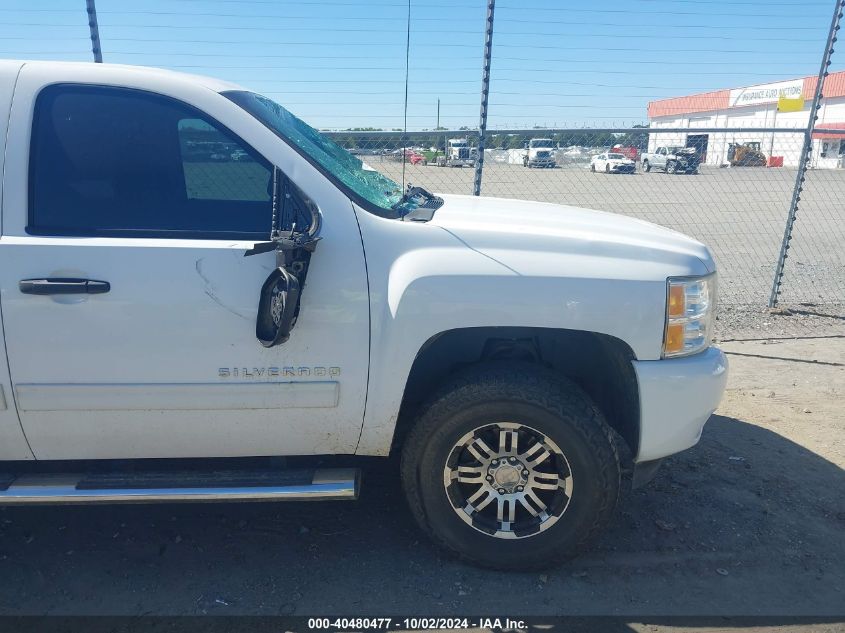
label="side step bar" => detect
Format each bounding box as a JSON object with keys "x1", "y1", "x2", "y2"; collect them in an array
[{"x1": 0, "y1": 468, "x2": 359, "y2": 505}]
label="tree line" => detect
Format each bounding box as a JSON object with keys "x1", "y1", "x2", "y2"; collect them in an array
[{"x1": 325, "y1": 127, "x2": 649, "y2": 152}]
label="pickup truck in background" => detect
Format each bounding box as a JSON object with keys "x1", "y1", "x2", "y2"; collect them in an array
[
  {"x1": 0, "y1": 61, "x2": 727, "y2": 570},
  {"x1": 642, "y1": 146, "x2": 701, "y2": 174}
]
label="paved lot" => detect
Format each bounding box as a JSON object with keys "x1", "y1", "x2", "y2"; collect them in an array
[
  {"x1": 375, "y1": 160, "x2": 844, "y2": 313},
  {"x1": 0, "y1": 337, "x2": 842, "y2": 618}
]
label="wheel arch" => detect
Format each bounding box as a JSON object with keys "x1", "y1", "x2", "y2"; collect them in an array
[{"x1": 390, "y1": 326, "x2": 640, "y2": 459}]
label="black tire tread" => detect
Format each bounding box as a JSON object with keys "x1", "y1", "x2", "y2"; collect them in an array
[{"x1": 400, "y1": 362, "x2": 620, "y2": 570}]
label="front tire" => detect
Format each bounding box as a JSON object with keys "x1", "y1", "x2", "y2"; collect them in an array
[
  {"x1": 666, "y1": 161, "x2": 678, "y2": 174},
  {"x1": 643, "y1": 160, "x2": 651, "y2": 172},
  {"x1": 401, "y1": 363, "x2": 620, "y2": 570}
]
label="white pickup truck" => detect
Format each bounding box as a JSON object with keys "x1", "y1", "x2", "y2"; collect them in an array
[
  {"x1": 641, "y1": 146, "x2": 701, "y2": 175},
  {"x1": 0, "y1": 61, "x2": 727, "y2": 570}
]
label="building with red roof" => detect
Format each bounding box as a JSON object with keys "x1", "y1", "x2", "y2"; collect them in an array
[{"x1": 646, "y1": 71, "x2": 845, "y2": 169}]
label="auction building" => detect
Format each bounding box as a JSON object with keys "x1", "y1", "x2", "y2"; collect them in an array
[{"x1": 647, "y1": 70, "x2": 845, "y2": 169}]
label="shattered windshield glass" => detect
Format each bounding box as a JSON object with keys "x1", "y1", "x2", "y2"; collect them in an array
[{"x1": 223, "y1": 91, "x2": 416, "y2": 216}]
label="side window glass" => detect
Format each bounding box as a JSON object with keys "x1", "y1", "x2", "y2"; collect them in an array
[
  {"x1": 29, "y1": 85, "x2": 272, "y2": 238},
  {"x1": 178, "y1": 118, "x2": 270, "y2": 203}
]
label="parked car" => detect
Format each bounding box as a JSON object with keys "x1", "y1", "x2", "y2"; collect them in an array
[
  {"x1": 0, "y1": 61, "x2": 727, "y2": 570},
  {"x1": 406, "y1": 149, "x2": 425, "y2": 165},
  {"x1": 390, "y1": 148, "x2": 425, "y2": 165},
  {"x1": 611, "y1": 145, "x2": 640, "y2": 161},
  {"x1": 591, "y1": 152, "x2": 636, "y2": 174}
]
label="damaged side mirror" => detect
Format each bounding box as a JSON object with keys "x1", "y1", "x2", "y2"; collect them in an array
[{"x1": 246, "y1": 167, "x2": 321, "y2": 347}]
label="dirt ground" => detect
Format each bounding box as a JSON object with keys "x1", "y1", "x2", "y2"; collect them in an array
[{"x1": 0, "y1": 336, "x2": 842, "y2": 622}]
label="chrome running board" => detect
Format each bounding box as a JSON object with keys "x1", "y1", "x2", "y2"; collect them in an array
[{"x1": 0, "y1": 468, "x2": 359, "y2": 505}]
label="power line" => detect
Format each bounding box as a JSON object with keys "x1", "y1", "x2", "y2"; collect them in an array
[
  {"x1": 488, "y1": 68, "x2": 811, "y2": 77},
  {"x1": 0, "y1": 7, "x2": 820, "y2": 23},
  {"x1": 495, "y1": 18, "x2": 818, "y2": 31},
  {"x1": 1, "y1": 4, "x2": 480, "y2": 11},
  {"x1": 28, "y1": 41, "x2": 818, "y2": 57},
  {"x1": 18, "y1": 22, "x2": 480, "y2": 33},
  {"x1": 259, "y1": 90, "x2": 679, "y2": 96},
  {"x1": 169, "y1": 0, "x2": 484, "y2": 6},
  {"x1": 11, "y1": 21, "x2": 818, "y2": 37},
  {"x1": 495, "y1": 3, "x2": 825, "y2": 18},
  {"x1": 400, "y1": 0, "x2": 411, "y2": 191},
  {"x1": 630, "y1": 0, "x2": 827, "y2": 5},
  {"x1": 204, "y1": 67, "x2": 808, "y2": 79},
  {"x1": 157, "y1": 59, "x2": 819, "y2": 69},
  {"x1": 233, "y1": 79, "x2": 482, "y2": 83}
]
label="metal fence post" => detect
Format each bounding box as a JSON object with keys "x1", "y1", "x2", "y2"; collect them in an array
[
  {"x1": 472, "y1": 0, "x2": 495, "y2": 196},
  {"x1": 86, "y1": 0, "x2": 103, "y2": 63},
  {"x1": 769, "y1": 0, "x2": 844, "y2": 307}
]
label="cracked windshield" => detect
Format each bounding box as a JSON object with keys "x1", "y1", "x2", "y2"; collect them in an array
[{"x1": 225, "y1": 91, "x2": 415, "y2": 214}]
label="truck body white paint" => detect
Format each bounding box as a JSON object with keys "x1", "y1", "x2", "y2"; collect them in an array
[{"x1": 0, "y1": 61, "x2": 726, "y2": 466}]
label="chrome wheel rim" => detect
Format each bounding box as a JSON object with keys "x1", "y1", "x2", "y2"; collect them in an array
[{"x1": 443, "y1": 422, "x2": 573, "y2": 540}]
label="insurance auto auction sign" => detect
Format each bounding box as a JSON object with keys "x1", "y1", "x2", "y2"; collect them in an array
[{"x1": 729, "y1": 79, "x2": 804, "y2": 108}]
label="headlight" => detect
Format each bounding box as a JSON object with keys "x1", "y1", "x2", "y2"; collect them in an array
[{"x1": 663, "y1": 274, "x2": 717, "y2": 358}]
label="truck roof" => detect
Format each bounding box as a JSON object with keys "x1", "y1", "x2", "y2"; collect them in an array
[{"x1": 0, "y1": 60, "x2": 245, "y2": 94}]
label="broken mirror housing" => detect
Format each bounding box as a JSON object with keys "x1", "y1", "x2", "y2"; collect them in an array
[{"x1": 246, "y1": 168, "x2": 321, "y2": 347}]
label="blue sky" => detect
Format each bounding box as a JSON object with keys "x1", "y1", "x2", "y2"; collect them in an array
[{"x1": 0, "y1": 0, "x2": 839, "y2": 129}]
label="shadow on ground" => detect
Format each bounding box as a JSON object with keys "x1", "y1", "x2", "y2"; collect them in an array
[{"x1": 0, "y1": 415, "x2": 842, "y2": 617}]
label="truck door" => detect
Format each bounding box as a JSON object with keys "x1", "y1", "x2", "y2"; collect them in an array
[
  {"x1": 0, "y1": 61, "x2": 35, "y2": 461},
  {"x1": 0, "y1": 75, "x2": 370, "y2": 460}
]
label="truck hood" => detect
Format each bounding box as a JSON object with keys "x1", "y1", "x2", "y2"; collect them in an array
[{"x1": 428, "y1": 194, "x2": 715, "y2": 277}]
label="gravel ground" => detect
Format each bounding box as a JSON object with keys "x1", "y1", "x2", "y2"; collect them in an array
[
  {"x1": 374, "y1": 160, "x2": 845, "y2": 321},
  {"x1": 0, "y1": 337, "x2": 842, "y2": 622},
  {"x1": 716, "y1": 304, "x2": 845, "y2": 340}
]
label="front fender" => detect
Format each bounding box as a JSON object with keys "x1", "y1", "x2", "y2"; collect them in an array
[{"x1": 352, "y1": 207, "x2": 677, "y2": 455}]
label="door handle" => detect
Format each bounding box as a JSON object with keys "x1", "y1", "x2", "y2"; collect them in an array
[{"x1": 19, "y1": 278, "x2": 110, "y2": 295}]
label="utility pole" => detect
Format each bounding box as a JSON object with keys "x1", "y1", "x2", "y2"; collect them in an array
[
  {"x1": 86, "y1": 0, "x2": 103, "y2": 63},
  {"x1": 472, "y1": 0, "x2": 495, "y2": 196},
  {"x1": 437, "y1": 98, "x2": 442, "y2": 160}
]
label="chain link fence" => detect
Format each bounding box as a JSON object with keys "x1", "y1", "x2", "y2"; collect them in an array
[
  {"x1": 2, "y1": 0, "x2": 844, "y2": 339},
  {"x1": 328, "y1": 125, "x2": 845, "y2": 339},
  {"x1": 775, "y1": 130, "x2": 845, "y2": 327}
]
